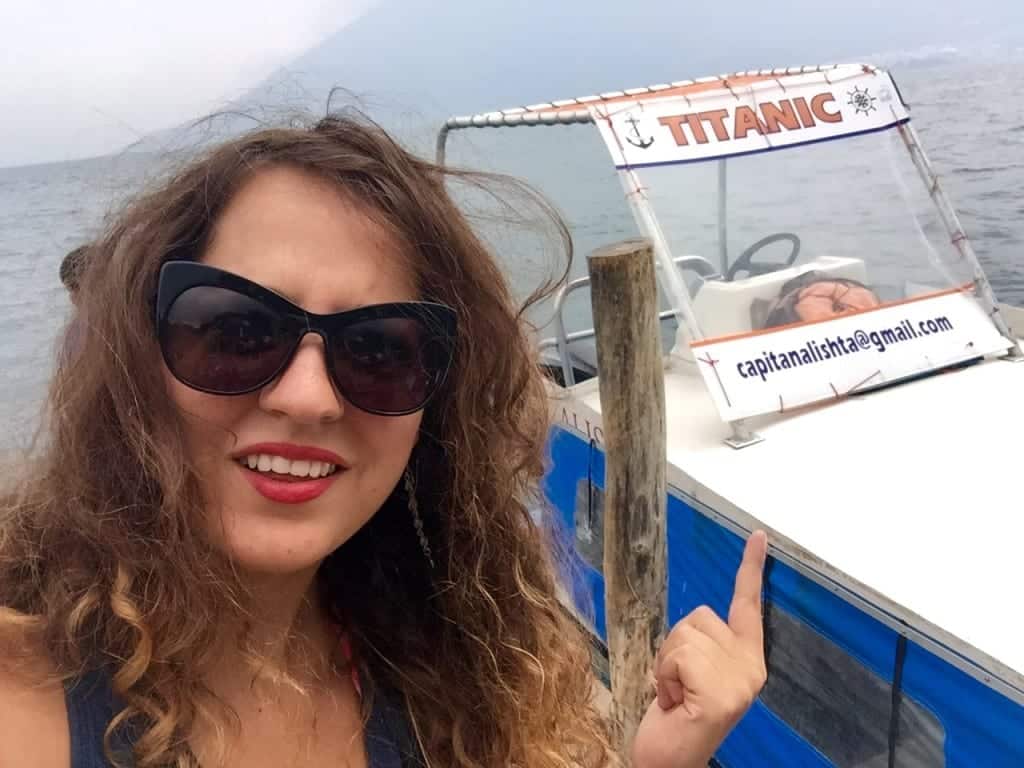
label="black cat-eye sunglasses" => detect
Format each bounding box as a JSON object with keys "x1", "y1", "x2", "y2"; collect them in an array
[{"x1": 154, "y1": 261, "x2": 457, "y2": 416}]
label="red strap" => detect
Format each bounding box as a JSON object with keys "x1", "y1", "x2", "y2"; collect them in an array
[{"x1": 338, "y1": 631, "x2": 362, "y2": 697}]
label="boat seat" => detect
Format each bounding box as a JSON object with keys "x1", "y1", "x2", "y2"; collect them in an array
[{"x1": 684, "y1": 255, "x2": 869, "y2": 345}]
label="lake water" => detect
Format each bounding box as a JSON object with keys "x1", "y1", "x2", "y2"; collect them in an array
[{"x1": 1, "y1": 54, "x2": 1022, "y2": 451}]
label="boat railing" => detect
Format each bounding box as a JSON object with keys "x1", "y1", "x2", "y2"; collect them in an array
[{"x1": 539, "y1": 254, "x2": 719, "y2": 387}]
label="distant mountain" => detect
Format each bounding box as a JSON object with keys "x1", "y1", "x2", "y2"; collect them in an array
[
  {"x1": 125, "y1": 0, "x2": 1024, "y2": 157},
  {"x1": 262, "y1": 0, "x2": 1022, "y2": 107}
]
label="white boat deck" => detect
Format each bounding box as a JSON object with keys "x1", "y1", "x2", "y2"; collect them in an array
[{"x1": 572, "y1": 346, "x2": 1024, "y2": 692}]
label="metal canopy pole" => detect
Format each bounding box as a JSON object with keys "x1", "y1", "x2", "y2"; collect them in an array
[
  {"x1": 434, "y1": 109, "x2": 596, "y2": 167},
  {"x1": 615, "y1": 168, "x2": 705, "y2": 347},
  {"x1": 896, "y1": 122, "x2": 1022, "y2": 357},
  {"x1": 718, "y1": 159, "x2": 728, "y2": 275},
  {"x1": 435, "y1": 124, "x2": 451, "y2": 166}
]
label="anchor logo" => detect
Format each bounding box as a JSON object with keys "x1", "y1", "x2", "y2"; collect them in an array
[{"x1": 623, "y1": 114, "x2": 655, "y2": 149}]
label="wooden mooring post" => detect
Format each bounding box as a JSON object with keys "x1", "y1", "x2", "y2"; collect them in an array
[{"x1": 587, "y1": 238, "x2": 668, "y2": 755}]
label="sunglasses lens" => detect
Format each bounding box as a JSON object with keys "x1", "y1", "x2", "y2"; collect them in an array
[
  {"x1": 161, "y1": 286, "x2": 293, "y2": 394},
  {"x1": 330, "y1": 316, "x2": 451, "y2": 414}
]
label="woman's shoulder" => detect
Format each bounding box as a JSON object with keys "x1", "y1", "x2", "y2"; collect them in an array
[{"x1": 0, "y1": 628, "x2": 70, "y2": 768}]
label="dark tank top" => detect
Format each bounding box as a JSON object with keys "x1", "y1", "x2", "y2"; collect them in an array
[{"x1": 64, "y1": 667, "x2": 423, "y2": 767}]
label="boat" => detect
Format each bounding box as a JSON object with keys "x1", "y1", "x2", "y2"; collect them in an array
[{"x1": 436, "y1": 63, "x2": 1024, "y2": 766}]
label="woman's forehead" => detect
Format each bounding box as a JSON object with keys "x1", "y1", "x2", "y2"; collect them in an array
[{"x1": 201, "y1": 165, "x2": 417, "y2": 313}]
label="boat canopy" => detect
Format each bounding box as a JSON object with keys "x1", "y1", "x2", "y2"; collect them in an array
[{"x1": 438, "y1": 64, "x2": 1019, "y2": 435}]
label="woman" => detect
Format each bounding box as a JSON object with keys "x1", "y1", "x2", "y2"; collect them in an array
[{"x1": 0, "y1": 113, "x2": 767, "y2": 767}]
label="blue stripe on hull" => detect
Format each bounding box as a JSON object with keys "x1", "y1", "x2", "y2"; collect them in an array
[{"x1": 542, "y1": 424, "x2": 1024, "y2": 767}]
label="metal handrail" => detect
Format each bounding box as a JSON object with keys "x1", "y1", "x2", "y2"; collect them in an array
[
  {"x1": 542, "y1": 255, "x2": 719, "y2": 387},
  {"x1": 539, "y1": 308, "x2": 681, "y2": 352}
]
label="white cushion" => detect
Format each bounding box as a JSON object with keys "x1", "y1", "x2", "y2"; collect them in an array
[{"x1": 673, "y1": 256, "x2": 869, "y2": 359}]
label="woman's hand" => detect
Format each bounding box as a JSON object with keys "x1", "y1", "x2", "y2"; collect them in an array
[{"x1": 631, "y1": 530, "x2": 768, "y2": 768}]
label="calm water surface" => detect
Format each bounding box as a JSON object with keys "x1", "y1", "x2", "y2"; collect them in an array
[{"x1": 1, "y1": 55, "x2": 1022, "y2": 450}]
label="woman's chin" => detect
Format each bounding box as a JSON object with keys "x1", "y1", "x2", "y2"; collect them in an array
[
  {"x1": 199, "y1": 465, "x2": 380, "y2": 576},
  {"x1": 226, "y1": 546, "x2": 329, "y2": 577},
  {"x1": 209, "y1": 508, "x2": 362, "y2": 577}
]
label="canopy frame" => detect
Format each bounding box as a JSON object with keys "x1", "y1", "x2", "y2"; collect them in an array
[{"x1": 435, "y1": 63, "x2": 1022, "y2": 446}]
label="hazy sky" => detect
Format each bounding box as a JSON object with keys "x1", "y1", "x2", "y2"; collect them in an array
[
  {"x1": 1, "y1": 0, "x2": 1020, "y2": 169},
  {"x1": 0, "y1": 0, "x2": 375, "y2": 167}
]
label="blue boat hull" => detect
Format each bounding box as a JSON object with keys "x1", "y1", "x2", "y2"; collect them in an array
[{"x1": 543, "y1": 424, "x2": 1024, "y2": 767}]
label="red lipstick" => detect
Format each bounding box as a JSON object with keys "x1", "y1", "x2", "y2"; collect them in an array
[
  {"x1": 241, "y1": 469, "x2": 338, "y2": 504},
  {"x1": 234, "y1": 443, "x2": 347, "y2": 505}
]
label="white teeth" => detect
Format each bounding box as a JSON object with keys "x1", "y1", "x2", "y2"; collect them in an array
[
  {"x1": 288, "y1": 460, "x2": 310, "y2": 478},
  {"x1": 239, "y1": 454, "x2": 338, "y2": 479}
]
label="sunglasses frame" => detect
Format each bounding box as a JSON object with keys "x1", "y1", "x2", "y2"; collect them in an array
[{"x1": 154, "y1": 260, "x2": 457, "y2": 416}]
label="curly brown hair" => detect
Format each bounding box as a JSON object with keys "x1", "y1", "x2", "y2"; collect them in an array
[{"x1": 0, "y1": 112, "x2": 615, "y2": 767}]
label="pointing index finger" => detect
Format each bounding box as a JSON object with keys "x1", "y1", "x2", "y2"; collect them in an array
[{"x1": 728, "y1": 529, "x2": 768, "y2": 646}]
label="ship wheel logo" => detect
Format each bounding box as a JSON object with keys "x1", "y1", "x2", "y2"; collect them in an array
[
  {"x1": 848, "y1": 86, "x2": 878, "y2": 116},
  {"x1": 623, "y1": 114, "x2": 654, "y2": 149}
]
